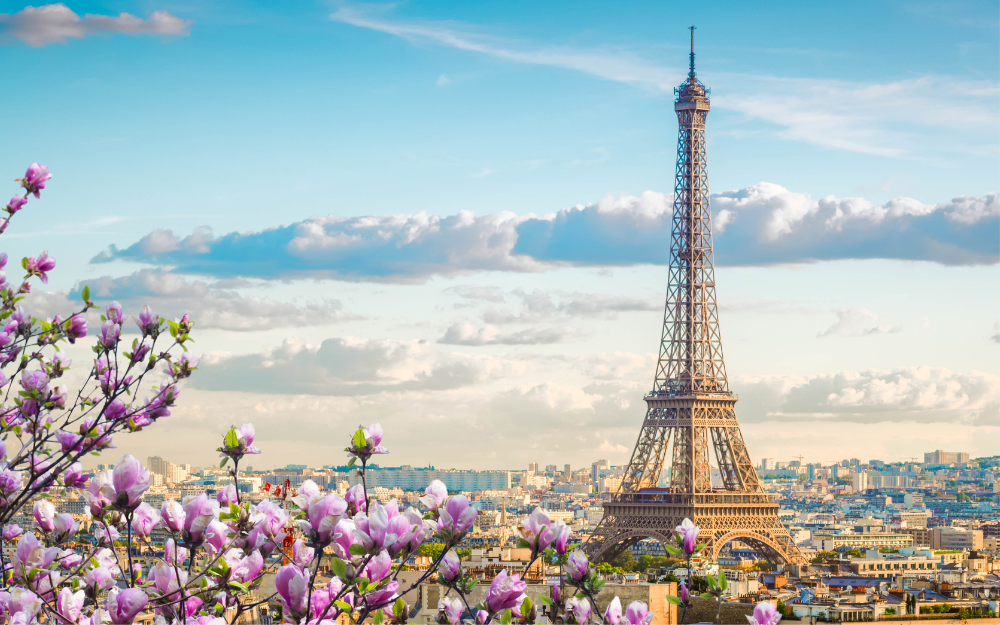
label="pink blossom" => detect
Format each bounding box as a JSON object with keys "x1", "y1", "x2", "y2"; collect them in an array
[
  {"x1": 56, "y1": 588, "x2": 85, "y2": 623},
  {"x1": 485, "y1": 570, "x2": 526, "y2": 613},
  {"x1": 748, "y1": 601, "x2": 781, "y2": 625},
  {"x1": 566, "y1": 596, "x2": 591, "y2": 624},
  {"x1": 438, "y1": 597, "x2": 462, "y2": 625},
  {"x1": 111, "y1": 455, "x2": 149, "y2": 510},
  {"x1": 6, "y1": 195, "x2": 27, "y2": 214},
  {"x1": 20, "y1": 163, "x2": 51, "y2": 198},
  {"x1": 131, "y1": 502, "x2": 159, "y2": 539},
  {"x1": 624, "y1": 601, "x2": 653, "y2": 625},
  {"x1": 26, "y1": 251, "x2": 55, "y2": 283},
  {"x1": 275, "y1": 564, "x2": 308, "y2": 617},
  {"x1": 440, "y1": 549, "x2": 461, "y2": 582},
  {"x1": 564, "y1": 548, "x2": 589, "y2": 581},
  {"x1": 605, "y1": 597, "x2": 623, "y2": 625},
  {"x1": 160, "y1": 500, "x2": 186, "y2": 532},
  {"x1": 33, "y1": 500, "x2": 55, "y2": 532},
  {"x1": 675, "y1": 518, "x2": 699, "y2": 555},
  {"x1": 438, "y1": 494, "x2": 477, "y2": 536},
  {"x1": 106, "y1": 587, "x2": 148, "y2": 624},
  {"x1": 420, "y1": 479, "x2": 448, "y2": 511}
]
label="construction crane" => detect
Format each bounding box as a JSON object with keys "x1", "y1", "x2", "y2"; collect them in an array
[{"x1": 792, "y1": 455, "x2": 804, "y2": 464}]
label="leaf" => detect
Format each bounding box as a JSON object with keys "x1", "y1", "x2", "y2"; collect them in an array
[
  {"x1": 373, "y1": 610, "x2": 384, "y2": 625},
  {"x1": 719, "y1": 572, "x2": 727, "y2": 591},
  {"x1": 331, "y1": 557, "x2": 348, "y2": 580},
  {"x1": 81, "y1": 286, "x2": 90, "y2": 301},
  {"x1": 349, "y1": 544, "x2": 368, "y2": 556},
  {"x1": 352, "y1": 428, "x2": 366, "y2": 449},
  {"x1": 700, "y1": 593, "x2": 715, "y2": 600},
  {"x1": 500, "y1": 609, "x2": 512, "y2": 625},
  {"x1": 666, "y1": 595, "x2": 682, "y2": 606},
  {"x1": 537, "y1": 596, "x2": 554, "y2": 606},
  {"x1": 224, "y1": 427, "x2": 240, "y2": 449},
  {"x1": 665, "y1": 545, "x2": 683, "y2": 556},
  {"x1": 335, "y1": 601, "x2": 352, "y2": 613},
  {"x1": 220, "y1": 458, "x2": 228, "y2": 468},
  {"x1": 521, "y1": 597, "x2": 533, "y2": 615},
  {"x1": 517, "y1": 538, "x2": 531, "y2": 549},
  {"x1": 347, "y1": 457, "x2": 356, "y2": 468},
  {"x1": 393, "y1": 597, "x2": 406, "y2": 618}
]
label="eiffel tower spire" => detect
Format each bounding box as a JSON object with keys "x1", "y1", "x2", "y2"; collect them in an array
[{"x1": 584, "y1": 30, "x2": 806, "y2": 567}]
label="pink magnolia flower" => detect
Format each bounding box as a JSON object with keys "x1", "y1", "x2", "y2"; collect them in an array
[
  {"x1": 99, "y1": 320, "x2": 120, "y2": 349},
  {"x1": 232, "y1": 549, "x2": 263, "y2": 584},
  {"x1": 135, "y1": 305, "x2": 158, "y2": 336},
  {"x1": 106, "y1": 301, "x2": 123, "y2": 324},
  {"x1": 344, "y1": 483, "x2": 367, "y2": 513},
  {"x1": 217, "y1": 484, "x2": 238, "y2": 506},
  {"x1": 520, "y1": 507, "x2": 565, "y2": 553},
  {"x1": 353, "y1": 501, "x2": 406, "y2": 552},
  {"x1": 131, "y1": 502, "x2": 160, "y2": 539},
  {"x1": 291, "y1": 539, "x2": 314, "y2": 568},
  {"x1": 624, "y1": 601, "x2": 653, "y2": 625},
  {"x1": 604, "y1": 597, "x2": 624, "y2": 625},
  {"x1": 160, "y1": 500, "x2": 186, "y2": 532},
  {"x1": 84, "y1": 566, "x2": 115, "y2": 591},
  {"x1": 275, "y1": 564, "x2": 309, "y2": 617},
  {"x1": 53, "y1": 512, "x2": 77, "y2": 540},
  {"x1": 295, "y1": 487, "x2": 347, "y2": 547},
  {"x1": 675, "y1": 518, "x2": 699, "y2": 555},
  {"x1": 33, "y1": 500, "x2": 56, "y2": 532},
  {"x1": 164, "y1": 538, "x2": 188, "y2": 566},
  {"x1": 438, "y1": 494, "x2": 477, "y2": 537},
  {"x1": 203, "y1": 519, "x2": 231, "y2": 556},
  {"x1": 6, "y1": 195, "x2": 27, "y2": 214},
  {"x1": 252, "y1": 498, "x2": 288, "y2": 538},
  {"x1": 438, "y1": 597, "x2": 462, "y2": 625},
  {"x1": 485, "y1": 570, "x2": 526, "y2": 613},
  {"x1": 566, "y1": 596, "x2": 591, "y2": 624},
  {"x1": 564, "y1": 548, "x2": 589, "y2": 581},
  {"x1": 62, "y1": 461, "x2": 88, "y2": 489},
  {"x1": 26, "y1": 251, "x2": 55, "y2": 283},
  {"x1": 440, "y1": 549, "x2": 461, "y2": 582},
  {"x1": 111, "y1": 455, "x2": 149, "y2": 511},
  {"x1": 14, "y1": 533, "x2": 59, "y2": 578},
  {"x1": 182, "y1": 493, "x2": 218, "y2": 545},
  {"x1": 106, "y1": 587, "x2": 148, "y2": 624},
  {"x1": 420, "y1": 479, "x2": 448, "y2": 511},
  {"x1": 748, "y1": 601, "x2": 781, "y2": 625},
  {"x1": 56, "y1": 588, "x2": 85, "y2": 623},
  {"x1": 3, "y1": 524, "x2": 23, "y2": 541},
  {"x1": 20, "y1": 163, "x2": 51, "y2": 198}
]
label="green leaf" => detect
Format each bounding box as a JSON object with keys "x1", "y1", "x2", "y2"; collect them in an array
[
  {"x1": 707, "y1": 574, "x2": 717, "y2": 589},
  {"x1": 335, "y1": 601, "x2": 352, "y2": 613},
  {"x1": 666, "y1": 595, "x2": 682, "y2": 606},
  {"x1": 517, "y1": 538, "x2": 531, "y2": 549},
  {"x1": 521, "y1": 597, "x2": 533, "y2": 615},
  {"x1": 21, "y1": 257, "x2": 28, "y2": 270},
  {"x1": 224, "y1": 427, "x2": 240, "y2": 449},
  {"x1": 665, "y1": 545, "x2": 683, "y2": 556},
  {"x1": 499, "y1": 609, "x2": 512, "y2": 625},
  {"x1": 372, "y1": 610, "x2": 384, "y2": 625},
  {"x1": 220, "y1": 458, "x2": 228, "y2": 468},
  {"x1": 81, "y1": 286, "x2": 90, "y2": 302},
  {"x1": 331, "y1": 557, "x2": 348, "y2": 580},
  {"x1": 393, "y1": 597, "x2": 406, "y2": 618},
  {"x1": 700, "y1": 593, "x2": 715, "y2": 600},
  {"x1": 537, "y1": 596, "x2": 554, "y2": 606},
  {"x1": 719, "y1": 572, "x2": 727, "y2": 591},
  {"x1": 349, "y1": 544, "x2": 368, "y2": 556},
  {"x1": 347, "y1": 457, "x2": 356, "y2": 468},
  {"x1": 352, "y1": 428, "x2": 366, "y2": 449}
]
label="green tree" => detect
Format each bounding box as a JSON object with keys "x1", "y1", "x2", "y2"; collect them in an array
[{"x1": 612, "y1": 549, "x2": 638, "y2": 571}]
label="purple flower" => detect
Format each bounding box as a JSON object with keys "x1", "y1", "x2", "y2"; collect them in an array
[
  {"x1": 135, "y1": 305, "x2": 158, "y2": 336},
  {"x1": 6, "y1": 195, "x2": 27, "y2": 214},
  {"x1": 420, "y1": 479, "x2": 448, "y2": 511},
  {"x1": 748, "y1": 601, "x2": 782, "y2": 625},
  {"x1": 20, "y1": 163, "x2": 51, "y2": 198},
  {"x1": 100, "y1": 320, "x2": 120, "y2": 349},
  {"x1": 111, "y1": 455, "x2": 150, "y2": 511},
  {"x1": 233, "y1": 549, "x2": 264, "y2": 584},
  {"x1": 275, "y1": 564, "x2": 308, "y2": 617},
  {"x1": 106, "y1": 301, "x2": 123, "y2": 324},
  {"x1": 331, "y1": 518, "x2": 357, "y2": 560},
  {"x1": 253, "y1": 499, "x2": 288, "y2": 539},
  {"x1": 440, "y1": 549, "x2": 461, "y2": 582},
  {"x1": 624, "y1": 601, "x2": 653, "y2": 625},
  {"x1": 566, "y1": 596, "x2": 591, "y2": 624},
  {"x1": 678, "y1": 581, "x2": 690, "y2": 605},
  {"x1": 14, "y1": 532, "x2": 60, "y2": 577},
  {"x1": 217, "y1": 484, "x2": 238, "y2": 506},
  {"x1": 345, "y1": 483, "x2": 367, "y2": 513},
  {"x1": 164, "y1": 538, "x2": 188, "y2": 566},
  {"x1": 182, "y1": 493, "x2": 218, "y2": 545},
  {"x1": 353, "y1": 501, "x2": 402, "y2": 552},
  {"x1": 485, "y1": 570, "x2": 526, "y2": 613},
  {"x1": 56, "y1": 588, "x2": 84, "y2": 623},
  {"x1": 291, "y1": 538, "x2": 314, "y2": 568},
  {"x1": 438, "y1": 597, "x2": 463, "y2": 625},
  {"x1": 564, "y1": 548, "x2": 589, "y2": 581},
  {"x1": 160, "y1": 500, "x2": 186, "y2": 532},
  {"x1": 33, "y1": 500, "x2": 55, "y2": 532},
  {"x1": 85, "y1": 566, "x2": 115, "y2": 591},
  {"x1": 219, "y1": 422, "x2": 261, "y2": 459},
  {"x1": 605, "y1": 597, "x2": 623, "y2": 625},
  {"x1": 3, "y1": 524, "x2": 23, "y2": 541},
  {"x1": 84, "y1": 470, "x2": 113, "y2": 517},
  {"x1": 131, "y1": 502, "x2": 160, "y2": 539},
  {"x1": 0, "y1": 469, "x2": 20, "y2": 494},
  {"x1": 304, "y1": 493, "x2": 348, "y2": 546},
  {"x1": 438, "y1": 494, "x2": 477, "y2": 537},
  {"x1": 104, "y1": 398, "x2": 127, "y2": 421},
  {"x1": 520, "y1": 507, "x2": 565, "y2": 553},
  {"x1": 675, "y1": 518, "x2": 700, "y2": 555},
  {"x1": 26, "y1": 251, "x2": 56, "y2": 283},
  {"x1": 20, "y1": 370, "x2": 48, "y2": 395},
  {"x1": 203, "y1": 519, "x2": 231, "y2": 555},
  {"x1": 347, "y1": 422, "x2": 389, "y2": 461},
  {"x1": 106, "y1": 587, "x2": 148, "y2": 625},
  {"x1": 53, "y1": 512, "x2": 78, "y2": 540},
  {"x1": 57, "y1": 548, "x2": 82, "y2": 570}
]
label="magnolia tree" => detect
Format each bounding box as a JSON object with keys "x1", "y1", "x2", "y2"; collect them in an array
[{"x1": 0, "y1": 164, "x2": 783, "y2": 625}]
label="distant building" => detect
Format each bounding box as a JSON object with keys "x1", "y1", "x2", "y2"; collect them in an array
[
  {"x1": 812, "y1": 531, "x2": 913, "y2": 551},
  {"x1": 929, "y1": 527, "x2": 983, "y2": 550},
  {"x1": 348, "y1": 467, "x2": 511, "y2": 491},
  {"x1": 924, "y1": 450, "x2": 970, "y2": 465}
]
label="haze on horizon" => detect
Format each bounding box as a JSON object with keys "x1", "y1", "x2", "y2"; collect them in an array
[{"x1": 1, "y1": 0, "x2": 997, "y2": 471}]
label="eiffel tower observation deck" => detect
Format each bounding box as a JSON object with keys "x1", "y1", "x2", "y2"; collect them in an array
[{"x1": 584, "y1": 28, "x2": 807, "y2": 566}]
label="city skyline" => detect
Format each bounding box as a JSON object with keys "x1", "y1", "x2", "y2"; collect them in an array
[{"x1": 2, "y1": 0, "x2": 997, "y2": 469}]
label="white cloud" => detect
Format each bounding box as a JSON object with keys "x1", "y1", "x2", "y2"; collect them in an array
[
  {"x1": 818, "y1": 308, "x2": 901, "y2": 338},
  {"x1": 329, "y1": 5, "x2": 999, "y2": 158},
  {"x1": 438, "y1": 322, "x2": 576, "y2": 346},
  {"x1": 94, "y1": 185, "x2": 999, "y2": 280},
  {"x1": 0, "y1": 3, "x2": 192, "y2": 46}
]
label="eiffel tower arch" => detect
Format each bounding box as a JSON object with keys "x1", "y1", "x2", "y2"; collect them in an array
[{"x1": 585, "y1": 28, "x2": 807, "y2": 567}]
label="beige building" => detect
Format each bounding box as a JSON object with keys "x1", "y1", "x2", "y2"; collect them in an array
[
  {"x1": 930, "y1": 527, "x2": 983, "y2": 550},
  {"x1": 813, "y1": 531, "x2": 913, "y2": 551}
]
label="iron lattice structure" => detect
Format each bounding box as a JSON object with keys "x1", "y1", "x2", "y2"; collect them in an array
[{"x1": 585, "y1": 29, "x2": 806, "y2": 567}]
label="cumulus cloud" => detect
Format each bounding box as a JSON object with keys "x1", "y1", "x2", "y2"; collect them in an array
[
  {"x1": 24, "y1": 269, "x2": 359, "y2": 332},
  {"x1": 817, "y1": 308, "x2": 901, "y2": 337},
  {"x1": 91, "y1": 185, "x2": 998, "y2": 282},
  {"x1": 0, "y1": 3, "x2": 191, "y2": 46},
  {"x1": 734, "y1": 367, "x2": 999, "y2": 426},
  {"x1": 438, "y1": 322, "x2": 576, "y2": 346},
  {"x1": 482, "y1": 289, "x2": 660, "y2": 324},
  {"x1": 192, "y1": 337, "x2": 526, "y2": 396}
]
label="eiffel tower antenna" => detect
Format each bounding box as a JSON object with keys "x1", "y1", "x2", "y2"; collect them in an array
[
  {"x1": 584, "y1": 29, "x2": 806, "y2": 567},
  {"x1": 688, "y1": 25, "x2": 697, "y2": 78}
]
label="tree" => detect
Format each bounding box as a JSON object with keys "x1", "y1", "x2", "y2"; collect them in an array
[{"x1": 612, "y1": 549, "x2": 638, "y2": 571}]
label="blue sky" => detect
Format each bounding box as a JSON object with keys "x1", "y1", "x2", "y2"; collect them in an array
[{"x1": 1, "y1": 0, "x2": 997, "y2": 469}]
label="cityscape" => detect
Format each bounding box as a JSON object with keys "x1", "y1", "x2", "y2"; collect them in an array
[{"x1": 1, "y1": 1, "x2": 997, "y2": 624}]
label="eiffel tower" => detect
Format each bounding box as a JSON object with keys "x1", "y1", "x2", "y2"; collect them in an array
[{"x1": 585, "y1": 28, "x2": 806, "y2": 567}]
